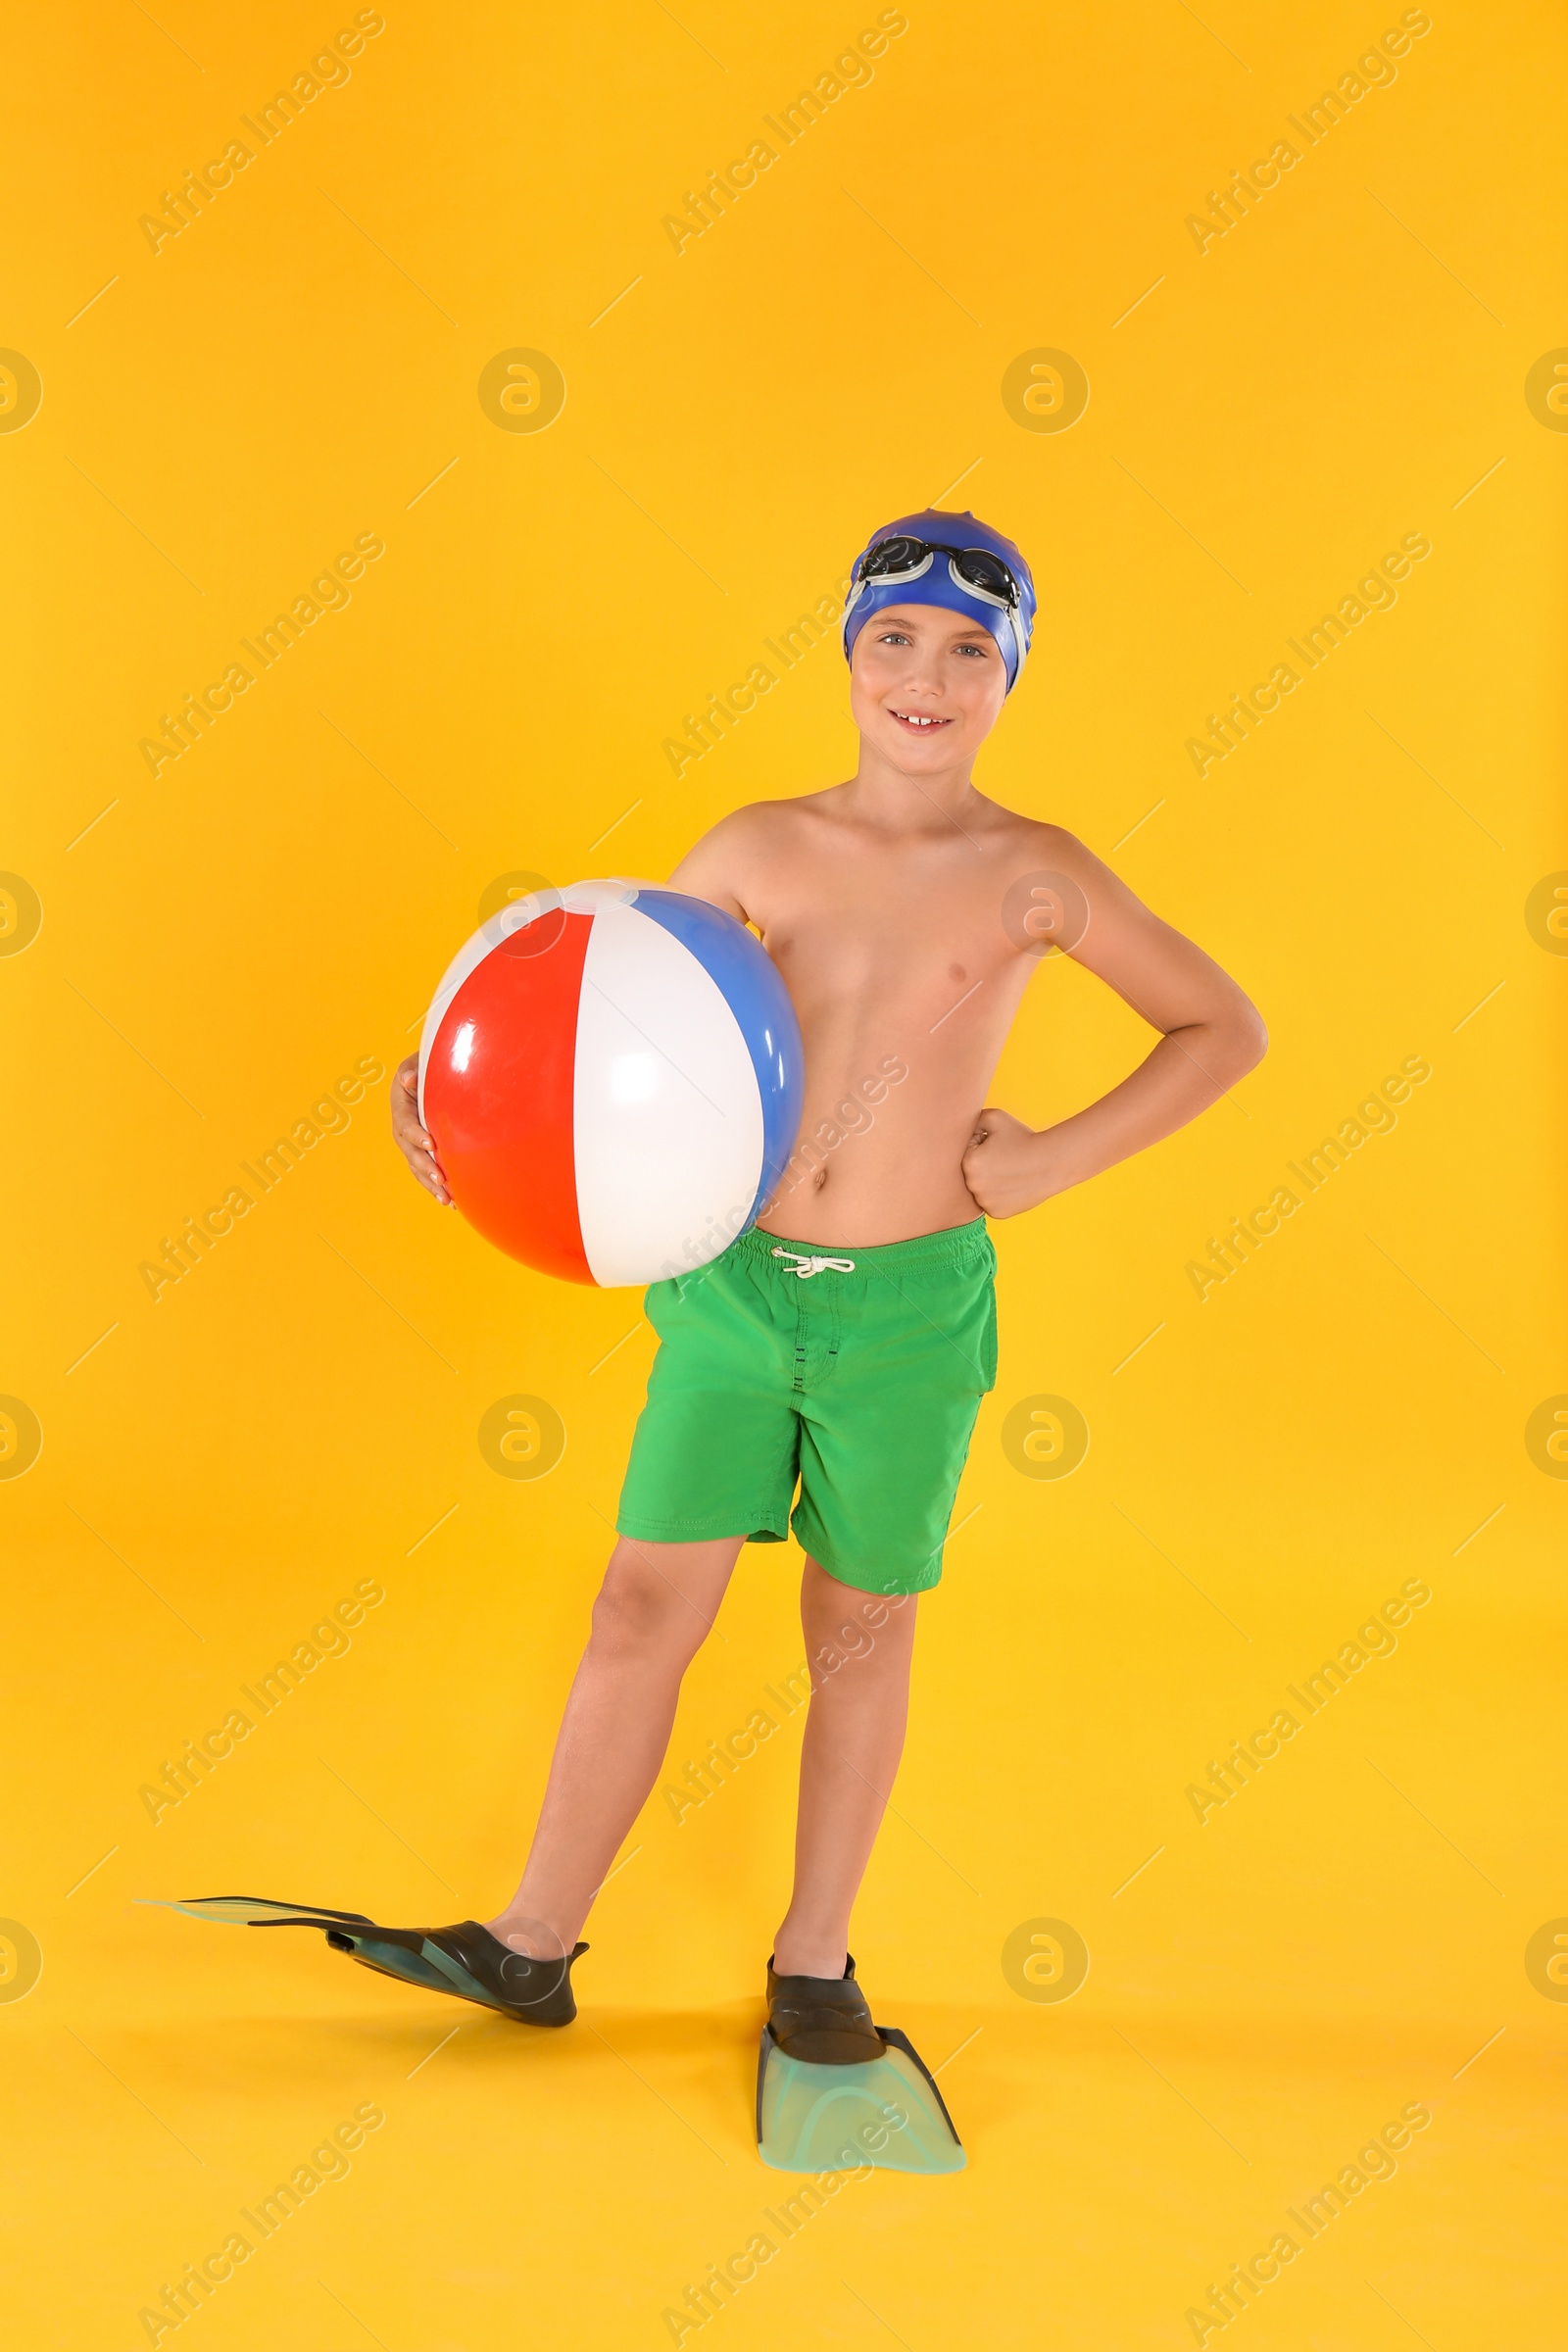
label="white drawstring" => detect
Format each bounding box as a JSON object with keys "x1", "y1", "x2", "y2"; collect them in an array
[{"x1": 771, "y1": 1248, "x2": 857, "y2": 1280}]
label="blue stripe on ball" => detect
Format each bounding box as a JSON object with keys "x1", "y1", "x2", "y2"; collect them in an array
[{"x1": 632, "y1": 890, "x2": 805, "y2": 1230}]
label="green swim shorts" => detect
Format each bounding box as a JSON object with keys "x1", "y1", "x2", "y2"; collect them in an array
[{"x1": 615, "y1": 1218, "x2": 998, "y2": 1596}]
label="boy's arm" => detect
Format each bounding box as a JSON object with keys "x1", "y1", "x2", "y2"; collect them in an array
[
  {"x1": 963, "y1": 829, "x2": 1266, "y2": 1219},
  {"x1": 664, "y1": 810, "x2": 756, "y2": 922}
]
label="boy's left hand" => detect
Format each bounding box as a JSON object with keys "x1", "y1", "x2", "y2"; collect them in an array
[{"x1": 962, "y1": 1107, "x2": 1053, "y2": 1219}]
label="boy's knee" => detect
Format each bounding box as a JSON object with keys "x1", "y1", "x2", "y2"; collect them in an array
[{"x1": 591, "y1": 1554, "x2": 697, "y2": 1656}]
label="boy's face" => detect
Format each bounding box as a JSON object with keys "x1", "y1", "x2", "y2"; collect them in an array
[{"x1": 849, "y1": 603, "x2": 1009, "y2": 771}]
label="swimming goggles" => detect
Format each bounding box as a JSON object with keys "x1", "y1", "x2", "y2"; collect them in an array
[
  {"x1": 852, "y1": 535, "x2": 1022, "y2": 611},
  {"x1": 844, "y1": 535, "x2": 1028, "y2": 673}
]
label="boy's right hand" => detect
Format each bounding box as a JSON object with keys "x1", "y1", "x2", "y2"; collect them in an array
[{"x1": 390, "y1": 1054, "x2": 452, "y2": 1205}]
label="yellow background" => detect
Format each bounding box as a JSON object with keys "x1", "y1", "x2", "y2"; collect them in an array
[{"x1": 4, "y1": 1, "x2": 1564, "y2": 2344}]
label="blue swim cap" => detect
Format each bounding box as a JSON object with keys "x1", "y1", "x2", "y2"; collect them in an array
[{"x1": 842, "y1": 510, "x2": 1036, "y2": 694}]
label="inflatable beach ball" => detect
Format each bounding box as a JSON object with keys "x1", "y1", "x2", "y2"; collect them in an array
[{"x1": 417, "y1": 879, "x2": 805, "y2": 1286}]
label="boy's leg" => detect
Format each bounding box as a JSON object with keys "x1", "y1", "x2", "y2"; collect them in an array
[
  {"x1": 488, "y1": 1533, "x2": 743, "y2": 1958},
  {"x1": 771, "y1": 1558, "x2": 918, "y2": 1980}
]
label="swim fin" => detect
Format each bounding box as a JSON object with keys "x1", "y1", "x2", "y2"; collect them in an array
[
  {"x1": 756, "y1": 1955, "x2": 965, "y2": 2175},
  {"x1": 143, "y1": 1895, "x2": 587, "y2": 2025}
]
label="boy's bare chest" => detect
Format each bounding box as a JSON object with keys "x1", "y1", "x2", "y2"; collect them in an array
[{"x1": 747, "y1": 847, "x2": 1028, "y2": 1011}]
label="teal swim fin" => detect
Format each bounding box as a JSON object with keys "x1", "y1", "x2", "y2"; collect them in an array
[
  {"x1": 756, "y1": 1956, "x2": 965, "y2": 2175},
  {"x1": 142, "y1": 1895, "x2": 587, "y2": 2025}
]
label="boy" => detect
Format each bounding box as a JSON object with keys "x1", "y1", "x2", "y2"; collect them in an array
[{"x1": 386, "y1": 511, "x2": 1264, "y2": 2093}]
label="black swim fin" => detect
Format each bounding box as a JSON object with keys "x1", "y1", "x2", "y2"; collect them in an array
[
  {"x1": 756, "y1": 1955, "x2": 965, "y2": 2175},
  {"x1": 143, "y1": 1895, "x2": 587, "y2": 2026}
]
